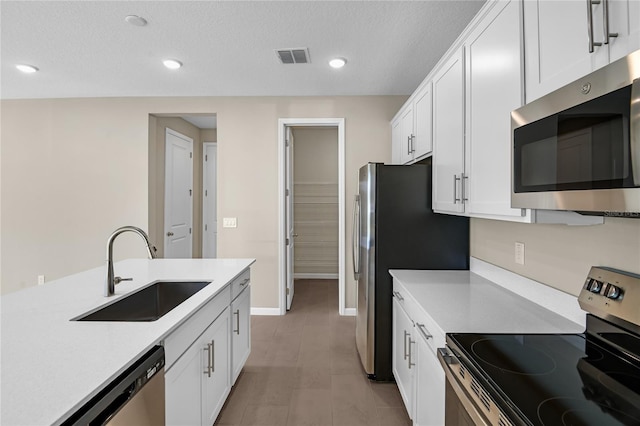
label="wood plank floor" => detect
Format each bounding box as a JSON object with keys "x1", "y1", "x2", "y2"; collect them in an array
[{"x1": 215, "y1": 279, "x2": 411, "y2": 426}]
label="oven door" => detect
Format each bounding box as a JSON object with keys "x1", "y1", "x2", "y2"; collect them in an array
[{"x1": 438, "y1": 347, "x2": 490, "y2": 426}]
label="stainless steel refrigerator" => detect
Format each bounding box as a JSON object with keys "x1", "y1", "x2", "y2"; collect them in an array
[{"x1": 353, "y1": 162, "x2": 469, "y2": 381}]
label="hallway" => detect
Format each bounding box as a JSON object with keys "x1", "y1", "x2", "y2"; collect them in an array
[{"x1": 215, "y1": 279, "x2": 411, "y2": 426}]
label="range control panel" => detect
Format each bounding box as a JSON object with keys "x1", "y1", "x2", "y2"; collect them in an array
[{"x1": 578, "y1": 266, "x2": 640, "y2": 326}]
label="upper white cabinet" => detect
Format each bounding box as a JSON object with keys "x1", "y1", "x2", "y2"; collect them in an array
[
  {"x1": 465, "y1": 0, "x2": 525, "y2": 219},
  {"x1": 524, "y1": 0, "x2": 640, "y2": 102},
  {"x1": 391, "y1": 83, "x2": 433, "y2": 165},
  {"x1": 432, "y1": 47, "x2": 465, "y2": 214}
]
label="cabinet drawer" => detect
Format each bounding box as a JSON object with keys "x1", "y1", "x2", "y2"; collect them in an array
[
  {"x1": 164, "y1": 286, "x2": 231, "y2": 370},
  {"x1": 231, "y1": 269, "x2": 250, "y2": 301}
]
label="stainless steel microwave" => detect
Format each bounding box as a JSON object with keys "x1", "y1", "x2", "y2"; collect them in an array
[{"x1": 511, "y1": 49, "x2": 640, "y2": 216}]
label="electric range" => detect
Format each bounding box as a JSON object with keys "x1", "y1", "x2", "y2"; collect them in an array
[{"x1": 438, "y1": 266, "x2": 640, "y2": 426}]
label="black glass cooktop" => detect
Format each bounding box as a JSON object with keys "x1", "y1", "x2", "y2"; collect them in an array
[{"x1": 447, "y1": 332, "x2": 640, "y2": 426}]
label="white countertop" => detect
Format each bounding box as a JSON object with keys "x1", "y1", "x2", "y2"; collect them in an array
[
  {"x1": 0, "y1": 258, "x2": 255, "y2": 426},
  {"x1": 389, "y1": 269, "x2": 585, "y2": 347}
]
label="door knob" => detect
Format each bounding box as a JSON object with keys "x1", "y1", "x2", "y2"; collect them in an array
[{"x1": 166, "y1": 231, "x2": 174, "y2": 237}]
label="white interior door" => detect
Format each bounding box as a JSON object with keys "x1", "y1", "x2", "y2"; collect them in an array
[
  {"x1": 164, "y1": 128, "x2": 193, "y2": 258},
  {"x1": 202, "y1": 143, "x2": 217, "y2": 258},
  {"x1": 285, "y1": 127, "x2": 295, "y2": 310}
]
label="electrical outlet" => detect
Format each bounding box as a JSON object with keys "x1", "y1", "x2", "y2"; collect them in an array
[
  {"x1": 37, "y1": 275, "x2": 46, "y2": 285},
  {"x1": 515, "y1": 242, "x2": 525, "y2": 265},
  {"x1": 223, "y1": 217, "x2": 237, "y2": 228}
]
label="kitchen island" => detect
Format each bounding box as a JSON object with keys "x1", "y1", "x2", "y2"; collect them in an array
[{"x1": 0, "y1": 258, "x2": 254, "y2": 425}]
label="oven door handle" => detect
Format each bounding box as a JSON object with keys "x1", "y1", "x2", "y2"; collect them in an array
[
  {"x1": 631, "y1": 77, "x2": 640, "y2": 185},
  {"x1": 437, "y1": 347, "x2": 490, "y2": 426}
]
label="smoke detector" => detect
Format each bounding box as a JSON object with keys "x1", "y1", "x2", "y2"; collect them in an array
[{"x1": 275, "y1": 48, "x2": 310, "y2": 64}]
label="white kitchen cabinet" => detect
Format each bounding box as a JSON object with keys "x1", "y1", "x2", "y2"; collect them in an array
[
  {"x1": 464, "y1": 0, "x2": 525, "y2": 219},
  {"x1": 524, "y1": 0, "x2": 640, "y2": 102},
  {"x1": 432, "y1": 46, "x2": 465, "y2": 214},
  {"x1": 166, "y1": 306, "x2": 230, "y2": 426},
  {"x1": 413, "y1": 323, "x2": 445, "y2": 426},
  {"x1": 231, "y1": 284, "x2": 251, "y2": 384},
  {"x1": 391, "y1": 83, "x2": 433, "y2": 165},
  {"x1": 392, "y1": 290, "x2": 415, "y2": 420},
  {"x1": 201, "y1": 308, "x2": 230, "y2": 426}
]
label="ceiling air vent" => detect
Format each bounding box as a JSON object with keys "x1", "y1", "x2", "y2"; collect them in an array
[{"x1": 276, "y1": 48, "x2": 310, "y2": 64}]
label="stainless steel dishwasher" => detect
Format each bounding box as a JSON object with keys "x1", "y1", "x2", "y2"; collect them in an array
[{"x1": 63, "y1": 346, "x2": 165, "y2": 425}]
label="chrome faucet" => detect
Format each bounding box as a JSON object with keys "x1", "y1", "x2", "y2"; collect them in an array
[{"x1": 106, "y1": 226, "x2": 157, "y2": 297}]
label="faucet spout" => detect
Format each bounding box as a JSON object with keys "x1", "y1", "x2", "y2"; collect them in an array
[{"x1": 106, "y1": 226, "x2": 157, "y2": 297}]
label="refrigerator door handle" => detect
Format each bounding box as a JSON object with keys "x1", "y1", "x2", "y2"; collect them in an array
[{"x1": 352, "y1": 194, "x2": 360, "y2": 281}]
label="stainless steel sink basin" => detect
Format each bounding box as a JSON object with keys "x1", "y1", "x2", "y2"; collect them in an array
[{"x1": 75, "y1": 281, "x2": 212, "y2": 322}]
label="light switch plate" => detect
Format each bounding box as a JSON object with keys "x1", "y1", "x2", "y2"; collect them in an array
[
  {"x1": 37, "y1": 275, "x2": 46, "y2": 285},
  {"x1": 515, "y1": 242, "x2": 525, "y2": 265},
  {"x1": 223, "y1": 217, "x2": 237, "y2": 228}
]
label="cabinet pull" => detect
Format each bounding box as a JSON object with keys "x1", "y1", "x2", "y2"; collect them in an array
[
  {"x1": 602, "y1": 0, "x2": 618, "y2": 44},
  {"x1": 203, "y1": 343, "x2": 213, "y2": 377},
  {"x1": 408, "y1": 337, "x2": 416, "y2": 369},
  {"x1": 210, "y1": 340, "x2": 215, "y2": 374},
  {"x1": 416, "y1": 323, "x2": 433, "y2": 340},
  {"x1": 234, "y1": 309, "x2": 240, "y2": 335},
  {"x1": 410, "y1": 134, "x2": 415, "y2": 153},
  {"x1": 393, "y1": 290, "x2": 404, "y2": 301},
  {"x1": 453, "y1": 175, "x2": 461, "y2": 203},
  {"x1": 587, "y1": 0, "x2": 603, "y2": 53},
  {"x1": 407, "y1": 136, "x2": 411, "y2": 155},
  {"x1": 403, "y1": 330, "x2": 410, "y2": 360},
  {"x1": 462, "y1": 173, "x2": 468, "y2": 203},
  {"x1": 240, "y1": 278, "x2": 249, "y2": 287}
]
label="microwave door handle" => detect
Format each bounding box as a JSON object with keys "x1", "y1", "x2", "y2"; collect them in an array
[{"x1": 631, "y1": 78, "x2": 640, "y2": 185}]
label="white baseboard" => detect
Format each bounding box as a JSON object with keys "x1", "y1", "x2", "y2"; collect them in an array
[
  {"x1": 470, "y1": 257, "x2": 585, "y2": 328},
  {"x1": 342, "y1": 308, "x2": 356, "y2": 316},
  {"x1": 250, "y1": 307, "x2": 282, "y2": 316},
  {"x1": 294, "y1": 273, "x2": 339, "y2": 280}
]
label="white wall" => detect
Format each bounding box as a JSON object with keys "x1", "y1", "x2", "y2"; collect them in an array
[{"x1": 1, "y1": 96, "x2": 406, "y2": 312}]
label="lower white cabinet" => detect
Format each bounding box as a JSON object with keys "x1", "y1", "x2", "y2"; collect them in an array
[
  {"x1": 231, "y1": 284, "x2": 251, "y2": 384},
  {"x1": 392, "y1": 293, "x2": 415, "y2": 417},
  {"x1": 393, "y1": 283, "x2": 446, "y2": 426},
  {"x1": 413, "y1": 324, "x2": 445, "y2": 426},
  {"x1": 164, "y1": 269, "x2": 251, "y2": 426},
  {"x1": 166, "y1": 307, "x2": 230, "y2": 426}
]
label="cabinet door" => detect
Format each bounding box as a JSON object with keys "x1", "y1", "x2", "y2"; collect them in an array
[
  {"x1": 231, "y1": 286, "x2": 251, "y2": 384},
  {"x1": 608, "y1": 0, "x2": 640, "y2": 62},
  {"x1": 414, "y1": 334, "x2": 445, "y2": 426},
  {"x1": 391, "y1": 117, "x2": 403, "y2": 165},
  {"x1": 399, "y1": 105, "x2": 415, "y2": 165},
  {"x1": 432, "y1": 46, "x2": 466, "y2": 214},
  {"x1": 413, "y1": 82, "x2": 433, "y2": 160},
  {"x1": 201, "y1": 308, "x2": 230, "y2": 426},
  {"x1": 524, "y1": 0, "x2": 608, "y2": 102},
  {"x1": 165, "y1": 336, "x2": 204, "y2": 426},
  {"x1": 392, "y1": 296, "x2": 414, "y2": 418},
  {"x1": 465, "y1": 0, "x2": 525, "y2": 219}
]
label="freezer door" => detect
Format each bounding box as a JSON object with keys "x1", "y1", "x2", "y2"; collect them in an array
[{"x1": 355, "y1": 163, "x2": 376, "y2": 376}]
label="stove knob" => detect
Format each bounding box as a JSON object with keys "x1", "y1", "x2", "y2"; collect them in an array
[
  {"x1": 588, "y1": 279, "x2": 604, "y2": 294},
  {"x1": 605, "y1": 284, "x2": 622, "y2": 300}
]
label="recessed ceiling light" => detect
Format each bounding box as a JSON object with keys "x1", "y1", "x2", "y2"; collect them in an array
[
  {"x1": 329, "y1": 58, "x2": 347, "y2": 69},
  {"x1": 16, "y1": 64, "x2": 39, "y2": 73},
  {"x1": 163, "y1": 59, "x2": 183, "y2": 70},
  {"x1": 125, "y1": 15, "x2": 147, "y2": 26}
]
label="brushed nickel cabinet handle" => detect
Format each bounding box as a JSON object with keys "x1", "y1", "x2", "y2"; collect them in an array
[
  {"x1": 234, "y1": 309, "x2": 240, "y2": 335},
  {"x1": 603, "y1": 0, "x2": 618, "y2": 44},
  {"x1": 166, "y1": 231, "x2": 174, "y2": 237},
  {"x1": 408, "y1": 337, "x2": 416, "y2": 369},
  {"x1": 210, "y1": 340, "x2": 215, "y2": 373},
  {"x1": 203, "y1": 343, "x2": 212, "y2": 377},
  {"x1": 403, "y1": 330, "x2": 410, "y2": 360},
  {"x1": 587, "y1": 0, "x2": 603, "y2": 53}
]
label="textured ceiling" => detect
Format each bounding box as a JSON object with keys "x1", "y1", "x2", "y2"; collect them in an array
[{"x1": 1, "y1": 1, "x2": 486, "y2": 99}]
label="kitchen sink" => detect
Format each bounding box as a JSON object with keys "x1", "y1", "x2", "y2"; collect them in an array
[{"x1": 74, "y1": 281, "x2": 212, "y2": 322}]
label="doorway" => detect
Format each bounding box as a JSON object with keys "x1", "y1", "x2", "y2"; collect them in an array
[{"x1": 278, "y1": 118, "x2": 346, "y2": 316}]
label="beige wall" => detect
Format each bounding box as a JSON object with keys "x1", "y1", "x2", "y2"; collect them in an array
[
  {"x1": 471, "y1": 217, "x2": 640, "y2": 296},
  {"x1": 1, "y1": 96, "x2": 406, "y2": 311}
]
